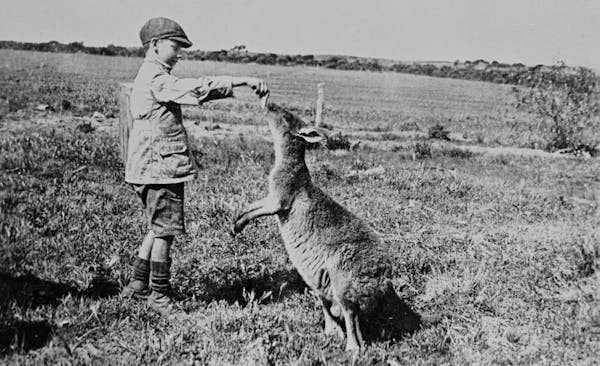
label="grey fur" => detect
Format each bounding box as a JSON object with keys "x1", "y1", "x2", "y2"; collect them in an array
[{"x1": 234, "y1": 103, "x2": 394, "y2": 351}]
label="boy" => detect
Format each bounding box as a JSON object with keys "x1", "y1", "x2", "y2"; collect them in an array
[{"x1": 121, "y1": 17, "x2": 268, "y2": 315}]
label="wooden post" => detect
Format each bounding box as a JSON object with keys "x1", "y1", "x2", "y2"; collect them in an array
[
  {"x1": 315, "y1": 82, "x2": 324, "y2": 126},
  {"x1": 118, "y1": 83, "x2": 133, "y2": 166},
  {"x1": 595, "y1": 182, "x2": 600, "y2": 220}
]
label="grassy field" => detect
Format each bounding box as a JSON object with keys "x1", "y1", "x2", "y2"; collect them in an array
[
  {"x1": 1, "y1": 50, "x2": 599, "y2": 365},
  {"x1": 0, "y1": 49, "x2": 539, "y2": 147}
]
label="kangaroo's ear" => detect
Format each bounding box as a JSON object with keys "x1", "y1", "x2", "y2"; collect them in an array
[{"x1": 293, "y1": 126, "x2": 329, "y2": 143}]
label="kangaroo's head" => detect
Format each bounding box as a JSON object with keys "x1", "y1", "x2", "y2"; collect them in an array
[{"x1": 264, "y1": 103, "x2": 329, "y2": 159}]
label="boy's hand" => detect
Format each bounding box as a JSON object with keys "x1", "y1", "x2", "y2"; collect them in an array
[
  {"x1": 246, "y1": 77, "x2": 269, "y2": 98},
  {"x1": 231, "y1": 77, "x2": 269, "y2": 107}
]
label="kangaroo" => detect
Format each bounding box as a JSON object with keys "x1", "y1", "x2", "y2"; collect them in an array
[{"x1": 233, "y1": 103, "x2": 394, "y2": 351}]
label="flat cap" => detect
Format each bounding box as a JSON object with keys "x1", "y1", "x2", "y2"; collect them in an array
[{"x1": 139, "y1": 17, "x2": 192, "y2": 48}]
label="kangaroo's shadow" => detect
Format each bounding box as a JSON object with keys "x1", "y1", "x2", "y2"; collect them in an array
[
  {"x1": 360, "y1": 289, "x2": 433, "y2": 344},
  {"x1": 181, "y1": 267, "x2": 307, "y2": 306}
]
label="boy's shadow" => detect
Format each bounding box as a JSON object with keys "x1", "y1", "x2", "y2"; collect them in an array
[
  {"x1": 0, "y1": 272, "x2": 119, "y2": 308},
  {"x1": 0, "y1": 320, "x2": 54, "y2": 356},
  {"x1": 0, "y1": 272, "x2": 119, "y2": 355}
]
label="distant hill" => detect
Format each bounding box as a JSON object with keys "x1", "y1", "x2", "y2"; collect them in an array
[{"x1": 0, "y1": 40, "x2": 593, "y2": 88}]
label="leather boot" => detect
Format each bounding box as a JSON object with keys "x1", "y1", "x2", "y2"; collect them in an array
[
  {"x1": 121, "y1": 257, "x2": 151, "y2": 299},
  {"x1": 148, "y1": 260, "x2": 177, "y2": 316}
]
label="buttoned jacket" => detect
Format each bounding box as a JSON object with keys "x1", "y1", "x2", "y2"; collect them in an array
[{"x1": 125, "y1": 57, "x2": 233, "y2": 184}]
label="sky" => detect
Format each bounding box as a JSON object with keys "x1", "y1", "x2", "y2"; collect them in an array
[{"x1": 1, "y1": 0, "x2": 599, "y2": 69}]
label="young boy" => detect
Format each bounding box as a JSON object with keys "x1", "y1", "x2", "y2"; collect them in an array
[{"x1": 121, "y1": 17, "x2": 268, "y2": 315}]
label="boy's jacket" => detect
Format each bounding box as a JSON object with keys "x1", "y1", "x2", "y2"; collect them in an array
[{"x1": 125, "y1": 57, "x2": 233, "y2": 184}]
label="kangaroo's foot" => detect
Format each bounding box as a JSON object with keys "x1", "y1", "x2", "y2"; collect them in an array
[{"x1": 340, "y1": 304, "x2": 364, "y2": 352}]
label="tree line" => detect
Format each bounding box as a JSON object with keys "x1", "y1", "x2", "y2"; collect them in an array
[{"x1": 1, "y1": 40, "x2": 594, "y2": 88}]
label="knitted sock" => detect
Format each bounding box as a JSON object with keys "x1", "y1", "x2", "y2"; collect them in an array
[
  {"x1": 150, "y1": 260, "x2": 171, "y2": 293},
  {"x1": 132, "y1": 257, "x2": 150, "y2": 283}
]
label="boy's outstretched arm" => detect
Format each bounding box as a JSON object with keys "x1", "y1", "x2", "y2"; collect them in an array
[
  {"x1": 150, "y1": 74, "x2": 268, "y2": 105},
  {"x1": 151, "y1": 74, "x2": 233, "y2": 105}
]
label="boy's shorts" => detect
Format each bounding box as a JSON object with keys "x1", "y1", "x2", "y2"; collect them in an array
[{"x1": 131, "y1": 183, "x2": 185, "y2": 237}]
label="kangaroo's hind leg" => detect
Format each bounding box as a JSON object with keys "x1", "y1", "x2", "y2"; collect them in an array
[
  {"x1": 339, "y1": 301, "x2": 364, "y2": 352},
  {"x1": 316, "y1": 269, "x2": 345, "y2": 338}
]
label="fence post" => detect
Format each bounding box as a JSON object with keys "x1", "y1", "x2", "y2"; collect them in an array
[
  {"x1": 595, "y1": 182, "x2": 600, "y2": 220},
  {"x1": 315, "y1": 82, "x2": 324, "y2": 126},
  {"x1": 118, "y1": 83, "x2": 133, "y2": 166}
]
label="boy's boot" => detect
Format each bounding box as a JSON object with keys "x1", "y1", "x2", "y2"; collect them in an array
[
  {"x1": 121, "y1": 257, "x2": 151, "y2": 299},
  {"x1": 148, "y1": 260, "x2": 176, "y2": 316}
]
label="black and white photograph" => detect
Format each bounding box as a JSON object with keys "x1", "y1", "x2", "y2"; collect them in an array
[{"x1": 0, "y1": 0, "x2": 599, "y2": 364}]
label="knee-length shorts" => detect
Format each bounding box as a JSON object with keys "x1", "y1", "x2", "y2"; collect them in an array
[{"x1": 131, "y1": 183, "x2": 185, "y2": 237}]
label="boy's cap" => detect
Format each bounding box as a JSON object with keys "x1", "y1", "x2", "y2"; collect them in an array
[{"x1": 140, "y1": 17, "x2": 192, "y2": 48}]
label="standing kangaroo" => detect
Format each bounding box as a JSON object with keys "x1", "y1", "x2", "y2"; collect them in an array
[{"x1": 233, "y1": 103, "x2": 394, "y2": 351}]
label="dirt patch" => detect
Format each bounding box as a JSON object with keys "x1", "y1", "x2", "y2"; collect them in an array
[
  {"x1": 184, "y1": 122, "x2": 587, "y2": 159},
  {"x1": 2, "y1": 116, "x2": 592, "y2": 160},
  {"x1": 185, "y1": 121, "x2": 270, "y2": 140},
  {"x1": 358, "y1": 139, "x2": 563, "y2": 158}
]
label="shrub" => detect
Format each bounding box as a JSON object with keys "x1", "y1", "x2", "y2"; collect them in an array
[
  {"x1": 324, "y1": 132, "x2": 352, "y2": 150},
  {"x1": 513, "y1": 65, "x2": 600, "y2": 151},
  {"x1": 412, "y1": 141, "x2": 432, "y2": 159},
  {"x1": 428, "y1": 124, "x2": 451, "y2": 140},
  {"x1": 76, "y1": 121, "x2": 95, "y2": 134},
  {"x1": 440, "y1": 147, "x2": 473, "y2": 159}
]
